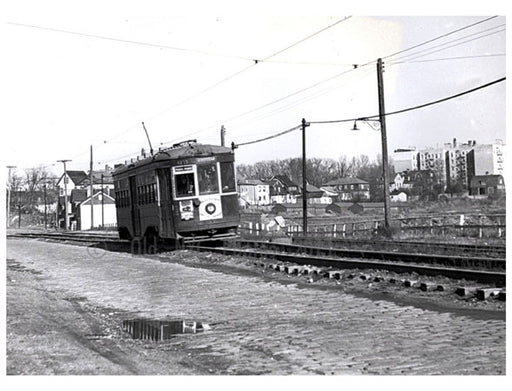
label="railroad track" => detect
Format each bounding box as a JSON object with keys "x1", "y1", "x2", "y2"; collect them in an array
[
  {"x1": 8, "y1": 231, "x2": 506, "y2": 285},
  {"x1": 289, "y1": 235, "x2": 506, "y2": 258},
  {"x1": 7, "y1": 232, "x2": 124, "y2": 244},
  {"x1": 187, "y1": 239, "x2": 506, "y2": 286}
]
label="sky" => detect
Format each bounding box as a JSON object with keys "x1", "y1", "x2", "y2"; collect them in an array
[{"x1": 1, "y1": 1, "x2": 507, "y2": 180}]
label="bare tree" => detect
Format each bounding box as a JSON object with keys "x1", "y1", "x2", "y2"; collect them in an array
[{"x1": 23, "y1": 166, "x2": 51, "y2": 210}]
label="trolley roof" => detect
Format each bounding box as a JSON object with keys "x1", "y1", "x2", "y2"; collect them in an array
[{"x1": 112, "y1": 142, "x2": 234, "y2": 176}]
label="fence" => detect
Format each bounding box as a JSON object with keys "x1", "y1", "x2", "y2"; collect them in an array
[{"x1": 239, "y1": 213, "x2": 506, "y2": 240}]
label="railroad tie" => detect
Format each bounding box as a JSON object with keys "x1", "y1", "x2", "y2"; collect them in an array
[
  {"x1": 455, "y1": 286, "x2": 481, "y2": 297},
  {"x1": 404, "y1": 280, "x2": 418, "y2": 288},
  {"x1": 476, "y1": 288, "x2": 503, "y2": 301}
]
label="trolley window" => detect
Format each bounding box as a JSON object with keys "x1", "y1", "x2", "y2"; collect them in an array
[
  {"x1": 198, "y1": 163, "x2": 219, "y2": 195},
  {"x1": 220, "y1": 162, "x2": 236, "y2": 193},
  {"x1": 175, "y1": 172, "x2": 196, "y2": 198}
]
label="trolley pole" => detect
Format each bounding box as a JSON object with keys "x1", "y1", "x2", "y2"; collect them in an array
[
  {"x1": 220, "y1": 125, "x2": 226, "y2": 147},
  {"x1": 301, "y1": 118, "x2": 310, "y2": 236},
  {"x1": 377, "y1": 58, "x2": 392, "y2": 234},
  {"x1": 58, "y1": 159, "x2": 71, "y2": 230}
]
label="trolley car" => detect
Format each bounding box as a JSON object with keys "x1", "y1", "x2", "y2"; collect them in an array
[{"x1": 112, "y1": 140, "x2": 239, "y2": 243}]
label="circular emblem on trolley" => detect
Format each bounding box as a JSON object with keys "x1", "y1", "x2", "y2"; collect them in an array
[{"x1": 205, "y1": 203, "x2": 216, "y2": 215}]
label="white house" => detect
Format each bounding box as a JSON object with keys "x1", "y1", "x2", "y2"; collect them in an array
[
  {"x1": 238, "y1": 179, "x2": 270, "y2": 206},
  {"x1": 78, "y1": 192, "x2": 117, "y2": 230},
  {"x1": 56, "y1": 170, "x2": 88, "y2": 196}
]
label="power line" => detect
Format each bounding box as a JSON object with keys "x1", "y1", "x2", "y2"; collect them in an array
[
  {"x1": 310, "y1": 77, "x2": 506, "y2": 124},
  {"x1": 45, "y1": 17, "x2": 505, "y2": 166},
  {"x1": 7, "y1": 21, "x2": 255, "y2": 61},
  {"x1": 234, "y1": 76, "x2": 505, "y2": 148},
  {"x1": 235, "y1": 124, "x2": 302, "y2": 147},
  {"x1": 388, "y1": 26, "x2": 505, "y2": 64},
  {"x1": 258, "y1": 16, "x2": 352, "y2": 62},
  {"x1": 160, "y1": 18, "x2": 505, "y2": 146},
  {"x1": 94, "y1": 16, "x2": 353, "y2": 146},
  {"x1": 390, "y1": 53, "x2": 505, "y2": 64},
  {"x1": 160, "y1": 64, "x2": 369, "y2": 146},
  {"x1": 383, "y1": 15, "x2": 499, "y2": 60}
]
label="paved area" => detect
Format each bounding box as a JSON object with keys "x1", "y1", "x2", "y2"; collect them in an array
[{"x1": 6, "y1": 239, "x2": 506, "y2": 375}]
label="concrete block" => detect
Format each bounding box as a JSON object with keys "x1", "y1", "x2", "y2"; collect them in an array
[
  {"x1": 455, "y1": 286, "x2": 480, "y2": 297},
  {"x1": 420, "y1": 282, "x2": 438, "y2": 291},
  {"x1": 285, "y1": 266, "x2": 299, "y2": 275},
  {"x1": 324, "y1": 270, "x2": 341, "y2": 279},
  {"x1": 404, "y1": 280, "x2": 418, "y2": 288},
  {"x1": 359, "y1": 274, "x2": 370, "y2": 281},
  {"x1": 373, "y1": 276, "x2": 383, "y2": 282},
  {"x1": 498, "y1": 290, "x2": 506, "y2": 301},
  {"x1": 476, "y1": 288, "x2": 502, "y2": 301},
  {"x1": 300, "y1": 266, "x2": 312, "y2": 275}
]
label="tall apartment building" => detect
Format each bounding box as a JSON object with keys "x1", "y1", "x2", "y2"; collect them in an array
[
  {"x1": 445, "y1": 139, "x2": 475, "y2": 188},
  {"x1": 392, "y1": 148, "x2": 418, "y2": 172},
  {"x1": 394, "y1": 138, "x2": 504, "y2": 191},
  {"x1": 467, "y1": 141, "x2": 506, "y2": 179},
  {"x1": 418, "y1": 147, "x2": 449, "y2": 187}
]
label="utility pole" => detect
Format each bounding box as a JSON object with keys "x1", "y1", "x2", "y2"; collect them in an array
[
  {"x1": 301, "y1": 118, "x2": 310, "y2": 235},
  {"x1": 43, "y1": 183, "x2": 47, "y2": 229},
  {"x1": 101, "y1": 173, "x2": 104, "y2": 228},
  {"x1": 90, "y1": 145, "x2": 94, "y2": 230},
  {"x1": 58, "y1": 159, "x2": 71, "y2": 230},
  {"x1": 17, "y1": 187, "x2": 21, "y2": 228},
  {"x1": 6, "y1": 165, "x2": 16, "y2": 228},
  {"x1": 220, "y1": 125, "x2": 226, "y2": 147},
  {"x1": 377, "y1": 58, "x2": 392, "y2": 234}
]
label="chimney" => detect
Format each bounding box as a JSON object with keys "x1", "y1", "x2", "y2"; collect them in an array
[{"x1": 453, "y1": 138, "x2": 456, "y2": 148}]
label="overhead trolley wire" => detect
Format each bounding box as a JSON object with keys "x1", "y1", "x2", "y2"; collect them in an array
[
  {"x1": 309, "y1": 77, "x2": 506, "y2": 124},
  {"x1": 235, "y1": 124, "x2": 303, "y2": 147},
  {"x1": 382, "y1": 15, "x2": 499, "y2": 60},
  {"x1": 389, "y1": 53, "x2": 505, "y2": 64},
  {"x1": 90, "y1": 16, "x2": 353, "y2": 147},
  {"x1": 234, "y1": 76, "x2": 505, "y2": 148},
  {"x1": 6, "y1": 21, "x2": 255, "y2": 61},
  {"x1": 162, "y1": 16, "x2": 504, "y2": 146},
  {"x1": 388, "y1": 25, "x2": 505, "y2": 64}
]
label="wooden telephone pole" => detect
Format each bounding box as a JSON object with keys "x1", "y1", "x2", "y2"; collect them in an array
[
  {"x1": 377, "y1": 58, "x2": 392, "y2": 233},
  {"x1": 301, "y1": 118, "x2": 310, "y2": 235},
  {"x1": 58, "y1": 160, "x2": 71, "y2": 230},
  {"x1": 90, "y1": 145, "x2": 94, "y2": 230}
]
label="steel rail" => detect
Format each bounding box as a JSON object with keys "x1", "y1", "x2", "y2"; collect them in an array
[
  {"x1": 228, "y1": 239, "x2": 505, "y2": 271},
  {"x1": 187, "y1": 244, "x2": 505, "y2": 285},
  {"x1": 290, "y1": 235, "x2": 506, "y2": 257}
]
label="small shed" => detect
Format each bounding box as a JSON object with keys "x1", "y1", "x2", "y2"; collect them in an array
[
  {"x1": 469, "y1": 175, "x2": 505, "y2": 196},
  {"x1": 325, "y1": 202, "x2": 354, "y2": 215},
  {"x1": 349, "y1": 202, "x2": 385, "y2": 215},
  {"x1": 78, "y1": 192, "x2": 117, "y2": 230},
  {"x1": 390, "y1": 191, "x2": 408, "y2": 202}
]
